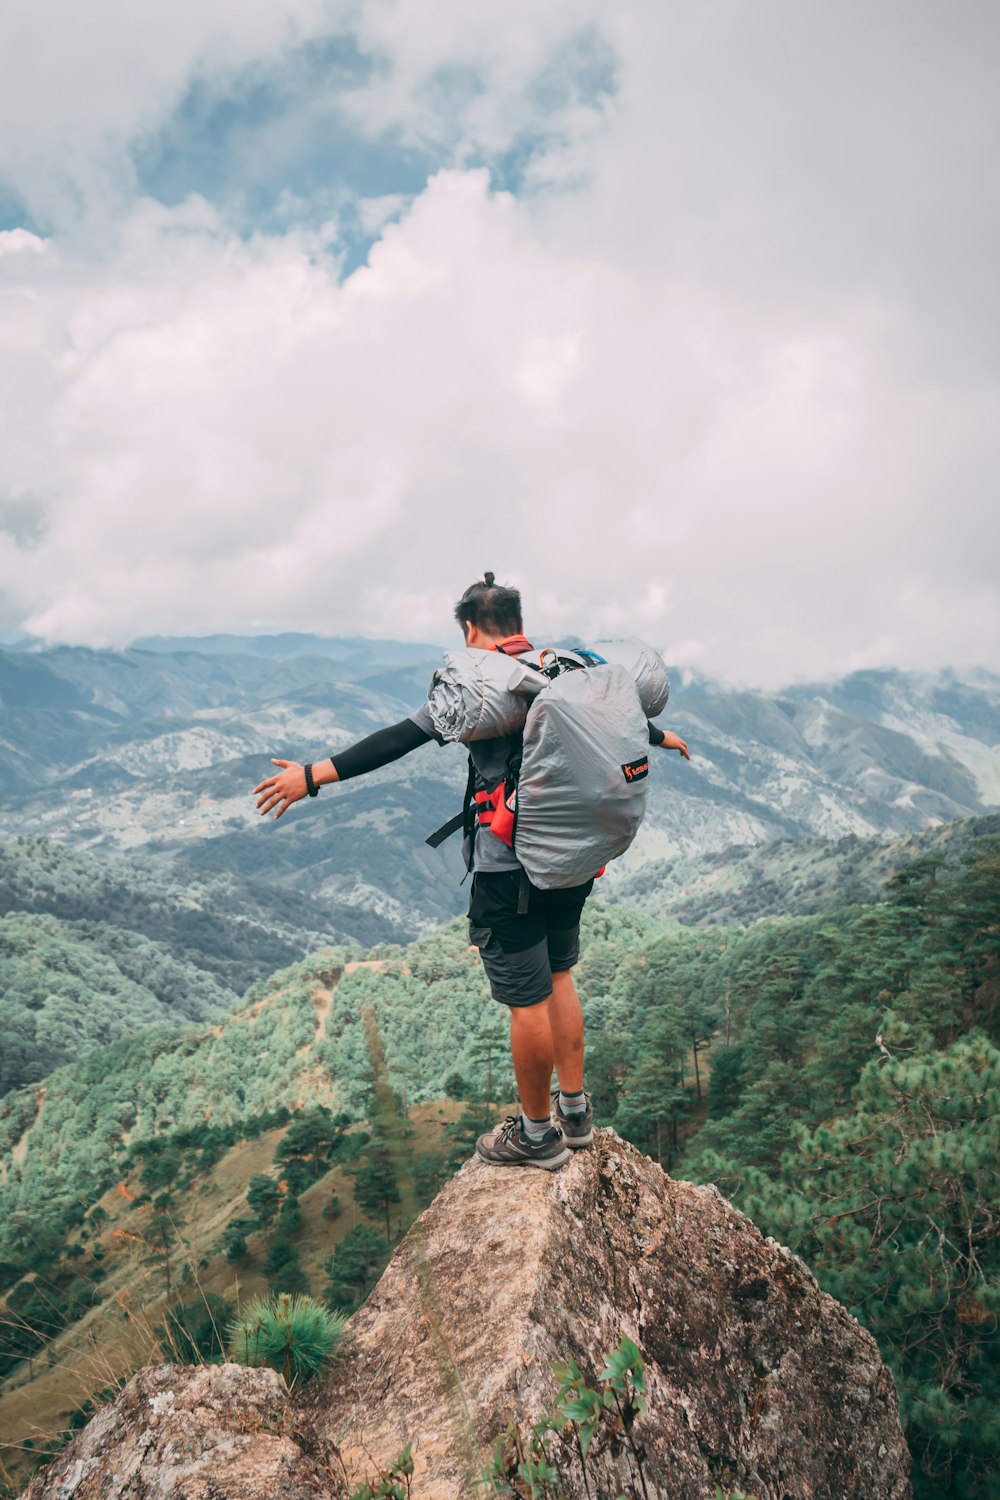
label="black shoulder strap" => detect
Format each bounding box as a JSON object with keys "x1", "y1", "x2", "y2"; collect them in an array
[
  {"x1": 425, "y1": 812, "x2": 465, "y2": 849},
  {"x1": 425, "y1": 755, "x2": 477, "y2": 849}
]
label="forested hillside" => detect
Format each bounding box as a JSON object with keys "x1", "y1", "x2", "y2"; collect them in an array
[
  {"x1": 613, "y1": 809, "x2": 1000, "y2": 926},
  {"x1": 1, "y1": 833, "x2": 997, "y2": 1498},
  {"x1": 10, "y1": 813, "x2": 995, "y2": 1100},
  {"x1": 0, "y1": 836, "x2": 410, "y2": 1095}
]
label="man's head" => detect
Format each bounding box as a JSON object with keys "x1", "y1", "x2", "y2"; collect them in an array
[{"x1": 454, "y1": 571, "x2": 523, "y2": 647}]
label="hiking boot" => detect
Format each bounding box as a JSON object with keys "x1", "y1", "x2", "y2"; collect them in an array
[
  {"x1": 551, "y1": 1088, "x2": 594, "y2": 1148},
  {"x1": 476, "y1": 1116, "x2": 571, "y2": 1170}
]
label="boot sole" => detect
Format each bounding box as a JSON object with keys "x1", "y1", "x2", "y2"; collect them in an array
[
  {"x1": 476, "y1": 1145, "x2": 572, "y2": 1169},
  {"x1": 562, "y1": 1129, "x2": 594, "y2": 1148}
]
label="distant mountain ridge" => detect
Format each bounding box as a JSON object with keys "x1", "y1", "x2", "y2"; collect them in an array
[{"x1": 1, "y1": 639, "x2": 998, "y2": 932}]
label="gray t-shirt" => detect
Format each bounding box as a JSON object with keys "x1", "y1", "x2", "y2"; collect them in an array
[{"x1": 410, "y1": 702, "x2": 521, "y2": 873}]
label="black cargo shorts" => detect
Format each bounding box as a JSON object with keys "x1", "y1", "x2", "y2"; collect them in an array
[{"x1": 468, "y1": 869, "x2": 595, "y2": 1008}]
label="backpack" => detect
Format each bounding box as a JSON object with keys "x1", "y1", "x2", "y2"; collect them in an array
[{"x1": 425, "y1": 640, "x2": 668, "y2": 890}]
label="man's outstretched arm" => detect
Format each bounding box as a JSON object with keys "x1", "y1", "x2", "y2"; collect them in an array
[
  {"x1": 254, "y1": 716, "x2": 436, "y2": 820},
  {"x1": 647, "y1": 722, "x2": 691, "y2": 759}
]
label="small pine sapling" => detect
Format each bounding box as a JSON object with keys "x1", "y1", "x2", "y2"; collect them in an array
[{"x1": 226, "y1": 1293, "x2": 346, "y2": 1386}]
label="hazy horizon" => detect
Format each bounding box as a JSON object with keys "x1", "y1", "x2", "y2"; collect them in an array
[{"x1": 3, "y1": 624, "x2": 999, "y2": 700}]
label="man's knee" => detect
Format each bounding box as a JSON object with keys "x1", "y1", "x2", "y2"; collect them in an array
[{"x1": 508, "y1": 993, "x2": 551, "y2": 1018}]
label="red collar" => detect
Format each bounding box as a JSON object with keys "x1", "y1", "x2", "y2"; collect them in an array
[{"x1": 490, "y1": 634, "x2": 533, "y2": 656}]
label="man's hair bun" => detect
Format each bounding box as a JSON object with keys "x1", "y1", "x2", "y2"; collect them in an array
[{"x1": 454, "y1": 572, "x2": 522, "y2": 636}]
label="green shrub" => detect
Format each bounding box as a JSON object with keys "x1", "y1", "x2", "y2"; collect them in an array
[
  {"x1": 221, "y1": 1218, "x2": 255, "y2": 1264},
  {"x1": 225, "y1": 1293, "x2": 345, "y2": 1385}
]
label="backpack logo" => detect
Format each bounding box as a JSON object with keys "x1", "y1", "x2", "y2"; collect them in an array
[{"x1": 621, "y1": 757, "x2": 649, "y2": 783}]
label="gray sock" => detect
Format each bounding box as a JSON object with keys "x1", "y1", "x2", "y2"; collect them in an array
[
  {"x1": 520, "y1": 1112, "x2": 553, "y2": 1143},
  {"x1": 559, "y1": 1089, "x2": 587, "y2": 1118}
]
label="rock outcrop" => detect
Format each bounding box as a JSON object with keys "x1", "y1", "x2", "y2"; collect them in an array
[
  {"x1": 23, "y1": 1132, "x2": 911, "y2": 1499},
  {"x1": 304, "y1": 1130, "x2": 910, "y2": 1498},
  {"x1": 19, "y1": 1363, "x2": 330, "y2": 1499}
]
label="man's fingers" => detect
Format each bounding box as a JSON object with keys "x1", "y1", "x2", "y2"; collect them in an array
[{"x1": 254, "y1": 759, "x2": 303, "y2": 817}]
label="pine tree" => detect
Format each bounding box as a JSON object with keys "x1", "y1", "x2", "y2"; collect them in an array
[
  {"x1": 349, "y1": 1149, "x2": 402, "y2": 1240},
  {"x1": 262, "y1": 1236, "x2": 309, "y2": 1296},
  {"x1": 734, "y1": 1034, "x2": 1000, "y2": 1500},
  {"x1": 324, "y1": 1225, "x2": 390, "y2": 1313},
  {"x1": 274, "y1": 1108, "x2": 341, "y2": 1179},
  {"x1": 247, "y1": 1174, "x2": 282, "y2": 1226}
]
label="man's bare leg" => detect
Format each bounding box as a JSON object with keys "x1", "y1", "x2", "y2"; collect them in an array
[
  {"x1": 548, "y1": 969, "x2": 584, "y2": 1094},
  {"x1": 508, "y1": 969, "x2": 585, "y2": 1118},
  {"x1": 508, "y1": 1001, "x2": 555, "y2": 1120}
]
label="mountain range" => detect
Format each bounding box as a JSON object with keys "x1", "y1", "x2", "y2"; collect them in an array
[{"x1": 1, "y1": 635, "x2": 998, "y2": 938}]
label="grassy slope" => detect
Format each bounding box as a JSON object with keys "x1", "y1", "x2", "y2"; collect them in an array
[{"x1": 0, "y1": 1097, "x2": 468, "y2": 1475}]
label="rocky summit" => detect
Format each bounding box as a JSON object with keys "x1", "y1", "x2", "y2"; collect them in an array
[{"x1": 23, "y1": 1132, "x2": 911, "y2": 1499}]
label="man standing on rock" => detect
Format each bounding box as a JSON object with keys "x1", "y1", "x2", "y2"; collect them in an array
[{"x1": 254, "y1": 575, "x2": 690, "y2": 1169}]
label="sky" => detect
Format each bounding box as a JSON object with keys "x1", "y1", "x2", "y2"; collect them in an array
[{"x1": 0, "y1": 0, "x2": 998, "y2": 689}]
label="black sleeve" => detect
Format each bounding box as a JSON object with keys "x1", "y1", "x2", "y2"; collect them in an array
[
  {"x1": 331, "y1": 718, "x2": 435, "y2": 782},
  {"x1": 647, "y1": 721, "x2": 666, "y2": 747}
]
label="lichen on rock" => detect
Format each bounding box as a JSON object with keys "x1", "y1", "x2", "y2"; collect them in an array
[{"x1": 19, "y1": 1362, "x2": 330, "y2": 1499}]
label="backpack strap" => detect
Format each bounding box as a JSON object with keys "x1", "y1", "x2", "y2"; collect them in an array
[
  {"x1": 425, "y1": 755, "x2": 477, "y2": 849},
  {"x1": 425, "y1": 634, "x2": 533, "y2": 852}
]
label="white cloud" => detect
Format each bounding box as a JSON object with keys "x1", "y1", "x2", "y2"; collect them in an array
[
  {"x1": 0, "y1": 0, "x2": 611, "y2": 227},
  {"x1": 0, "y1": 1, "x2": 345, "y2": 224},
  {"x1": 0, "y1": 3, "x2": 998, "y2": 687},
  {"x1": 0, "y1": 229, "x2": 48, "y2": 257},
  {"x1": 2, "y1": 161, "x2": 998, "y2": 685},
  {"x1": 341, "y1": 0, "x2": 612, "y2": 157}
]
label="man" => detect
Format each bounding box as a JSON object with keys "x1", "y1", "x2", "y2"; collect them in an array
[{"x1": 254, "y1": 574, "x2": 690, "y2": 1169}]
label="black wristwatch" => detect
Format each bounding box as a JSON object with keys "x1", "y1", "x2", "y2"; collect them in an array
[{"x1": 304, "y1": 763, "x2": 319, "y2": 797}]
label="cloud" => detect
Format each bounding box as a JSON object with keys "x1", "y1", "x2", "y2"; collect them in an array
[
  {"x1": 0, "y1": 2, "x2": 349, "y2": 225},
  {"x1": 0, "y1": 229, "x2": 48, "y2": 257},
  {"x1": 0, "y1": 3, "x2": 998, "y2": 687},
  {"x1": 0, "y1": 0, "x2": 612, "y2": 228},
  {"x1": 2, "y1": 161, "x2": 997, "y2": 686},
  {"x1": 0, "y1": 494, "x2": 48, "y2": 549}
]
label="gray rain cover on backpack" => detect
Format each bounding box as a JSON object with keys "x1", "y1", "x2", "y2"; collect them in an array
[
  {"x1": 426, "y1": 648, "x2": 529, "y2": 742},
  {"x1": 589, "y1": 638, "x2": 670, "y2": 718},
  {"x1": 514, "y1": 661, "x2": 651, "y2": 890},
  {"x1": 426, "y1": 636, "x2": 668, "y2": 743}
]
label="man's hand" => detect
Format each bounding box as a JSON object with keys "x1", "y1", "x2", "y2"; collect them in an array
[
  {"x1": 254, "y1": 760, "x2": 308, "y2": 819},
  {"x1": 658, "y1": 730, "x2": 691, "y2": 760}
]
